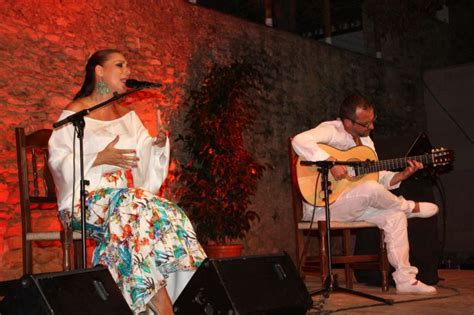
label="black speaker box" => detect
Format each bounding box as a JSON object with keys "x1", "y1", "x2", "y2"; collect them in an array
[
  {"x1": 0, "y1": 265, "x2": 132, "y2": 315},
  {"x1": 173, "y1": 252, "x2": 312, "y2": 315}
]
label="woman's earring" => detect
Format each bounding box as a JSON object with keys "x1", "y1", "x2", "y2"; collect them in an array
[{"x1": 96, "y1": 77, "x2": 110, "y2": 95}]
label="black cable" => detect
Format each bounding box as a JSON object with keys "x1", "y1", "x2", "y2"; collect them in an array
[
  {"x1": 423, "y1": 79, "x2": 474, "y2": 145},
  {"x1": 434, "y1": 176, "x2": 448, "y2": 266}
]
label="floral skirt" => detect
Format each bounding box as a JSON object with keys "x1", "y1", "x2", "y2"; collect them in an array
[{"x1": 72, "y1": 186, "x2": 206, "y2": 314}]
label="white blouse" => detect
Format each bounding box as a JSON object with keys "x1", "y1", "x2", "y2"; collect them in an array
[{"x1": 48, "y1": 110, "x2": 170, "y2": 213}]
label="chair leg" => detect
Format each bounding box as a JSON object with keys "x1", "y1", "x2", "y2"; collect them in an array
[
  {"x1": 61, "y1": 228, "x2": 72, "y2": 271},
  {"x1": 23, "y1": 239, "x2": 33, "y2": 275},
  {"x1": 294, "y1": 225, "x2": 307, "y2": 278},
  {"x1": 74, "y1": 239, "x2": 83, "y2": 269},
  {"x1": 318, "y1": 221, "x2": 328, "y2": 286},
  {"x1": 342, "y1": 229, "x2": 353, "y2": 289},
  {"x1": 297, "y1": 232, "x2": 308, "y2": 279},
  {"x1": 379, "y1": 229, "x2": 389, "y2": 292}
]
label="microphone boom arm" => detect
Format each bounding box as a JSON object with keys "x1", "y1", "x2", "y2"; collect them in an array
[{"x1": 53, "y1": 86, "x2": 148, "y2": 128}]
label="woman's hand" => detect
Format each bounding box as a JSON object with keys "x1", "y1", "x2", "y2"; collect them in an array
[
  {"x1": 93, "y1": 136, "x2": 139, "y2": 169},
  {"x1": 153, "y1": 109, "x2": 168, "y2": 147}
]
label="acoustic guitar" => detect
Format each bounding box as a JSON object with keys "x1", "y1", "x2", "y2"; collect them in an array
[{"x1": 296, "y1": 143, "x2": 453, "y2": 206}]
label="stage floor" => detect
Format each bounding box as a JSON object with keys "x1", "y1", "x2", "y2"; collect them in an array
[
  {"x1": 304, "y1": 269, "x2": 474, "y2": 314},
  {"x1": 1, "y1": 269, "x2": 472, "y2": 313}
]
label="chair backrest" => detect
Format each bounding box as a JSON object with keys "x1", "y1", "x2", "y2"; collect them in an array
[
  {"x1": 15, "y1": 127, "x2": 57, "y2": 233},
  {"x1": 288, "y1": 137, "x2": 304, "y2": 223}
]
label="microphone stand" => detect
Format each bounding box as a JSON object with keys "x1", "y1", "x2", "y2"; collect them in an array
[
  {"x1": 300, "y1": 160, "x2": 394, "y2": 305},
  {"x1": 53, "y1": 86, "x2": 149, "y2": 269}
]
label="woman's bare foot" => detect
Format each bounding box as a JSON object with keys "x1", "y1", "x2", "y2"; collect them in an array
[{"x1": 148, "y1": 287, "x2": 174, "y2": 315}]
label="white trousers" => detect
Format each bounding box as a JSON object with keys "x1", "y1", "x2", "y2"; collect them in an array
[{"x1": 303, "y1": 180, "x2": 430, "y2": 286}]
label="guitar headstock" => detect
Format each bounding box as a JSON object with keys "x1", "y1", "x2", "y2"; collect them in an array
[{"x1": 431, "y1": 147, "x2": 454, "y2": 166}]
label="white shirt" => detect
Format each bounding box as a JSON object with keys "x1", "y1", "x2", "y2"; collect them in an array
[
  {"x1": 48, "y1": 110, "x2": 170, "y2": 214},
  {"x1": 292, "y1": 119, "x2": 400, "y2": 217}
]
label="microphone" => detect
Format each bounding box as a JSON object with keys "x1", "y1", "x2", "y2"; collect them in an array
[{"x1": 125, "y1": 79, "x2": 162, "y2": 88}]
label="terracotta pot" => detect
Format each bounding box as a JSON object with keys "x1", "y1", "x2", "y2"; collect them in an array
[{"x1": 204, "y1": 244, "x2": 243, "y2": 258}]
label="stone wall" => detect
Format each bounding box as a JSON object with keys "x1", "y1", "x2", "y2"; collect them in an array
[
  {"x1": 362, "y1": 0, "x2": 474, "y2": 70},
  {"x1": 0, "y1": 0, "x2": 426, "y2": 281}
]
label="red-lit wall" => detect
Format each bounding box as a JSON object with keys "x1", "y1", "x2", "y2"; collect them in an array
[
  {"x1": 0, "y1": 0, "x2": 430, "y2": 281},
  {"x1": 0, "y1": 0, "x2": 235, "y2": 279}
]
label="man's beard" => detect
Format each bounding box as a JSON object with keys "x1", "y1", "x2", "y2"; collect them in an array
[{"x1": 357, "y1": 130, "x2": 371, "y2": 137}]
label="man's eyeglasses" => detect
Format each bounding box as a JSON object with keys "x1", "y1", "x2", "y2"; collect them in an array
[{"x1": 348, "y1": 116, "x2": 377, "y2": 129}]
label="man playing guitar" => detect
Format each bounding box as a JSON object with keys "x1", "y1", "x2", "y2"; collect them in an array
[{"x1": 292, "y1": 93, "x2": 440, "y2": 295}]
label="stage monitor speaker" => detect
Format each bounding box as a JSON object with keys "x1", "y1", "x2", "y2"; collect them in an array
[
  {"x1": 0, "y1": 265, "x2": 132, "y2": 315},
  {"x1": 173, "y1": 252, "x2": 312, "y2": 315}
]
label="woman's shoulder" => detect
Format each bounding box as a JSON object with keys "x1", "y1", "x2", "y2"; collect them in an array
[
  {"x1": 64, "y1": 99, "x2": 88, "y2": 112},
  {"x1": 116, "y1": 104, "x2": 133, "y2": 117},
  {"x1": 63, "y1": 100, "x2": 135, "y2": 121}
]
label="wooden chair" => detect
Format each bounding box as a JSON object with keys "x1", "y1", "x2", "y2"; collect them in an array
[
  {"x1": 16, "y1": 127, "x2": 82, "y2": 274},
  {"x1": 288, "y1": 137, "x2": 389, "y2": 291}
]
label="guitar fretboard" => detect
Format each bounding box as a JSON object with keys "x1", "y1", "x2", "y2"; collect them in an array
[{"x1": 354, "y1": 154, "x2": 433, "y2": 175}]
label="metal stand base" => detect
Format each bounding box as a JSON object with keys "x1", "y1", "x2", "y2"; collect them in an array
[
  {"x1": 310, "y1": 274, "x2": 394, "y2": 305},
  {"x1": 303, "y1": 160, "x2": 394, "y2": 306}
]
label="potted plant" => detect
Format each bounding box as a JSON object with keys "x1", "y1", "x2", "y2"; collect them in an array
[{"x1": 177, "y1": 61, "x2": 265, "y2": 257}]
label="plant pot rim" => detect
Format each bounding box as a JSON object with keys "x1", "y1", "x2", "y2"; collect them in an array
[{"x1": 204, "y1": 244, "x2": 243, "y2": 249}]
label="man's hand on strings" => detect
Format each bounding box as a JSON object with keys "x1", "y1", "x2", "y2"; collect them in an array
[
  {"x1": 328, "y1": 156, "x2": 348, "y2": 180},
  {"x1": 389, "y1": 160, "x2": 424, "y2": 186},
  {"x1": 330, "y1": 165, "x2": 349, "y2": 180},
  {"x1": 399, "y1": 160, "x2": 423, "y2": 180}
]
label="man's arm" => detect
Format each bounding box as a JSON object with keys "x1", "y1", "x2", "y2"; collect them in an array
[
  {"x1": 292, "y1": 123, "x2": 334, "y2": 161},
  {"x1": 292, "y1": 122, "x2": 349, "y2": 180},
  {"x1": 389, "y1": 160, "x2": 424, "y2": 186}
]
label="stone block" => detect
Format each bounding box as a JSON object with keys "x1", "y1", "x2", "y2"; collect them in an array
[
  {"x1": 2, "y1": 248, "x2": 22, "y2": 269},
  {"x1": 6, "y1": 236, "x2": 22, "y2": 250},
  {"x1": 5, "y1": 223, "x2": 21, "y2": 238},
  {"x1": 34, "y1": 247, "x2": 61, "y2": 264}
]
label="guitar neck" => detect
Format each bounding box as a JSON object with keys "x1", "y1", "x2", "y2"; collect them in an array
[{"x1": 355, "y1": 154, "x2": 433, "y2": 175}]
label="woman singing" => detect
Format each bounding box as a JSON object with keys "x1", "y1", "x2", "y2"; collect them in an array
[{"x1": 48, "y1": 49, "x2": 206, "y2": 314}]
